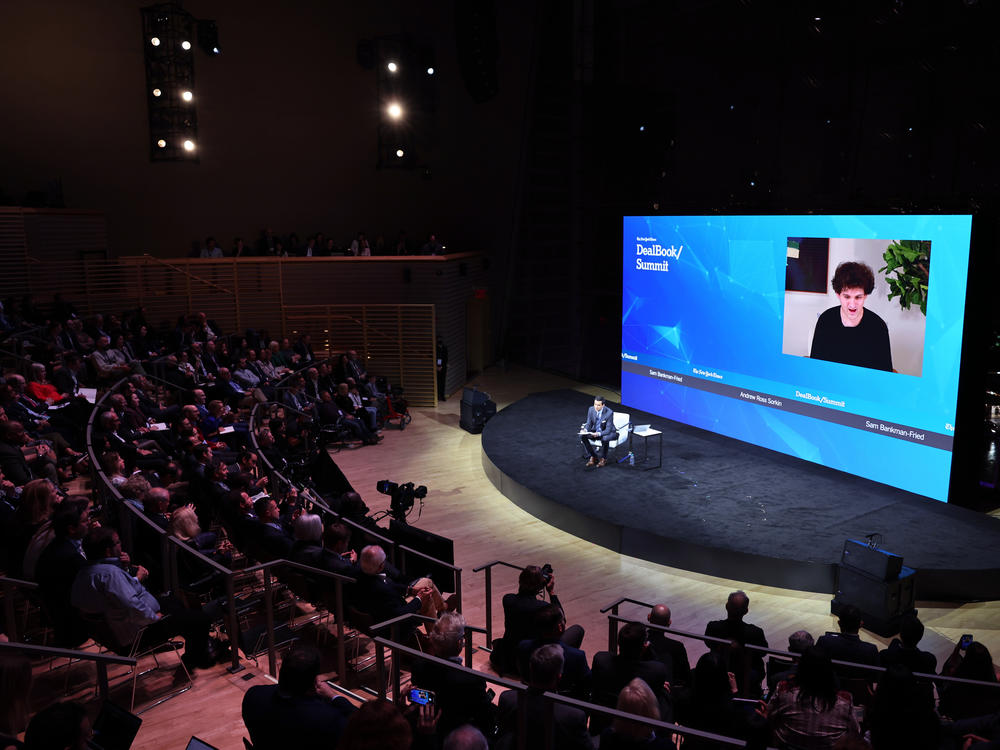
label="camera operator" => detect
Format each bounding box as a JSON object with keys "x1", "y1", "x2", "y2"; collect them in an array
[{"x1": 491, "y1": 564, "x2": 584, "y2": 676}]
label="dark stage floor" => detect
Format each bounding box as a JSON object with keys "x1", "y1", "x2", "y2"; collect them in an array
[{"x1": 481, "y1": 389, "x2": 1000, "y2": 600}]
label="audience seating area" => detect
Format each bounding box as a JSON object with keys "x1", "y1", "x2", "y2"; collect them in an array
[{"x1": 2, "y1": 299, "x2": 1000, "y2": 750}]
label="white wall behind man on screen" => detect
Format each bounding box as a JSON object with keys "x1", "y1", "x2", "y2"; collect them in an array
[{"x1": 782, "y1": 238, "x2": 927, "y2": 377}]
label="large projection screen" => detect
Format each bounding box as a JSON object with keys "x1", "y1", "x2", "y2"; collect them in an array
[{"x1": 621, "y1": 215, "x2": 973, "y2": 501}]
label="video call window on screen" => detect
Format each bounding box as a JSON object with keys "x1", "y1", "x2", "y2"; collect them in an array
[
  {"x1": 782, "y1": 236, "x2": 931, "y2": 378},
  {"x1": 621, "y1": 215, "x2": 971, "y2": 502}
]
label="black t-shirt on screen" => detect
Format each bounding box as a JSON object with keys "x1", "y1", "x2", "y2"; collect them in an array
[{"x1": 809, "y1": 306, "x2": 893, "y2": 372}]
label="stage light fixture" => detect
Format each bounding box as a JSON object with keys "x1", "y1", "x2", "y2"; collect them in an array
[
  {"x1": 387, "y1": 61, "x2": 398, "y2": 72},
  {"x1": 396, "y1": 148, "x2": 405, "y2": 157},
  {"x1": 181, "y1": 40, "x2": 191, "y2": 50},
  {"x1": 387, "y1": 102, "x2": 403, "y2": 119},
  {"x1": 150, "y1": 36, "x2": 161, "y2": 46},
  {"x1": 183, "y1": 139, "x2": 195, "y2": 151},
  {"x1": 181, "y1": 90, "x2": 193, "y2": 102},
  {"x1": 152, "y1": 88, "x2": 162, "y2": 97},
  {"x1": 212, "y1": 46, "x2": 219, "y2": 54},
  {"x1": 426, "y1": 67, "x2": 435, "y2": 75},
  {"x1": 157, "y1": 139, "x2": 167, "y2": 148}
]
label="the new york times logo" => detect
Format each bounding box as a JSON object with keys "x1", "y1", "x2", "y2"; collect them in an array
[{"x1": 635, "y1": 240, "x2": 682, "y2": 272}]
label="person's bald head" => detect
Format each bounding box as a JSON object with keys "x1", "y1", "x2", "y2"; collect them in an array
[
  {"x1": 725, "y1": 590, "x2": 749, "y2": 619},
  {"x1": 649, "y1": 604, "x2": 672, "y2": 627}
]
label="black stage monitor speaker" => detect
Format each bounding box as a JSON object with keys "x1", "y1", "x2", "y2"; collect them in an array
[
  {"x1": 833, "y1": 565, "x2": 916, "y2": 637},
  {"x1": 460, "y1": 387, "x2": 496, "y2": 434},
  {"x1": 841, "y1": 539, "x2": 904, "y2": 581},
  {"x1": 388, "y1": 519, "x2": 456, "y2": 593}
]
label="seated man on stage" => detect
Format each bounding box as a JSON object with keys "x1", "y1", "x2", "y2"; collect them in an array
[{"x1": 580, "y1": 396, "x2": 616, "y2": 468}]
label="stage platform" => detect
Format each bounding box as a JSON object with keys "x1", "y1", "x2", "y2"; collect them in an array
[{"x1": 481, "y1": 389, "x2": 1000, "y2": 601}]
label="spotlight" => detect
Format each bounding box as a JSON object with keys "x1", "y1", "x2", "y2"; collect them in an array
[
  {"x1": 152, "y1": 88, "x2": 162, "y2": 97},
  {"x1": 426, "y1": 67, "x2": 435, "y2": 75},
  {"x1": 212, "y1": 46, "x2": 220, "y2": 54},
  {"x1": 181, "y1": 40, "x2": 191, "y2": 50},
  {"x1": 156, "y1": 139, "x2": 166, "y2": 148},
  {"x1": 150, "y1": 37, "x2": 161, "y2": 46},
  {"x1": 387, "y1": 61, "x2": 398, "y2": 73},
  {"x1": 396, "y1": 148, "x2": 405, "y2": 157},
  {"x1": 183, "y1": 139, "x2": 195, "y2": 151},
  {"x1": 181, "y1": 90, "x2": 193, "y2": 102},
  {"x1": 387, "y1": 102, "x2": 403, "y2": 119}
]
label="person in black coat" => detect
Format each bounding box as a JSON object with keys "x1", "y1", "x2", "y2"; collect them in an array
[
  {"x1": 517, "y1": 604, "x2": 591, "y2": 700},
  {"x1": 251, "y1": 496, "x2": 293, "y2": 560},
  {"x1": 815, "y1": 604, "x2": 880, "y2": 679},
  {"x1": 494, "y1": 565, "x2": 582, "y2": 675},
  {"x1": 352, "y1": 544, "x2": 428, "y2": 626},
  {"x1": 497, "y1": 643, "x2": 594, "y2": 750},
  {"x1": 590, "y1": 622, "x2": 672, "y2": 734},
  {"x1": 879, "y1": 614, "x2": 937, "y2": 674},
  {"x1": 646, "y1": 603, "x2": 692, "y2": 687},
  {"x1": 242, "y1": 645, "x2": 355, "y2": 750},
  {"x1": 704, "y1": 590, "x2": 768, "y2": 697},
  {"x1": 35, "y1": 498, "x2": 92, "y2": 647}
]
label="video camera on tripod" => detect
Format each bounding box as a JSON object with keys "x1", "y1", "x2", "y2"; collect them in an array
[{"x1": 377, "y1": 479, "x2": 428, "y2": 523}]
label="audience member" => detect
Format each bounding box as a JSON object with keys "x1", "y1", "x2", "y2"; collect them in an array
[
  {"x1": 494, "y1": 564, "x2": 581, "y2": 675},
  {"x1": 22, "y1": 701, "x2": 91, "y2": 750},
  {"x1": 866, "y1": 664, "x2": 942, "y2": 750},
  {"x1": 646, "y1": 603, "x2": 691, "y2": 686},
  {"x1": 704, "y1": 590, "x2": 768, "y2": 697},
  {"x1": 599, "y1": 678, "x2": 674, "y2": 750},
  {"x1": 879, "y1": 613, "x2": 937, "y2": 674},
  {"x1": 677, "y1": 651, "x2": 759, "y2": 750},
  {"x1": 816, "y1": 605, "x2": 879, "y2": 678},
  {"x1": 339, "y1": 699, "x2": 412, "y2": 750},
  {"x1": 497, "y1": 643, "x2": 593, "y2": 750},
  {"x1": 70, "y1": 527, "x2": 217, "y2": 671},
  {"x1": 939, "y1": 641, "x2": 1000, "y2": 720},
  {"x1": 353, "y1": 545, "x2": 442, "y2": 626},
  {"x1": 411, "y1": 612, "x2": 496, "y2": 736},
  {"x1": 765, "y1": 646, "x2": 860, "y2": 749},
  {"x1": 443, "y1": 725, "x2": 488, "y2": 750},
  {"x1": 767, "y1": 629, "x2": 814, "y2": 692},
  {"x1": 516, "y1": 603, "x2": 591, "y2": 699},
  {"x1": 241, "y1": 645, "x2": 355, "y2": 750},
  {"x1": 590, "y1": 621, "x2": 671, "y2": 732}
]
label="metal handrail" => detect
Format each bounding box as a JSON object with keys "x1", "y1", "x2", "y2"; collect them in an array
[
  {"x1": 0, "y1": 576, "x2": 39, "y2": 642},
  {"x1": 472, "y1": 559, "x2": 529, "y2": 647},
  {"x1": 0, "y1": 639, "x2": 136, "y2": 702},
  {"x1": 233, "y1": 556, "x2": 354, "y2": 680}
]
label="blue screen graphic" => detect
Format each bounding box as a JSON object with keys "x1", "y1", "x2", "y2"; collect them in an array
[{"x1": 621, "y1": 215, "x2": 972, "y2": 501}]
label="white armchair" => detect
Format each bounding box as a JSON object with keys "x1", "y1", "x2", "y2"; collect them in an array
[{"x1": 587, "y1": 411, "x2": 632, "y2": 460}]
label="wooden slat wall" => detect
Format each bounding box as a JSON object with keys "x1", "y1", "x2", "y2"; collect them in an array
[
  {"x1": 0, "y1": 208, "x2": 30, "y2": 300},
  {"x1": 1, "y1": 236, "x2": 490, "y2": 406},
  {"x1": 285, "y1": 304, "x2": 436, "y2": 403}
]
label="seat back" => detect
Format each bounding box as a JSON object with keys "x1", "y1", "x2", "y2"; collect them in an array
[{"x1": 609, "y1": 412, "x2": 631, "y2": 447}]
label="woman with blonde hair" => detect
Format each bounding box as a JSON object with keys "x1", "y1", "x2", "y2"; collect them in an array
[{"x1": 601, "y1": 678, "x2": 674, "y2": 749}]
